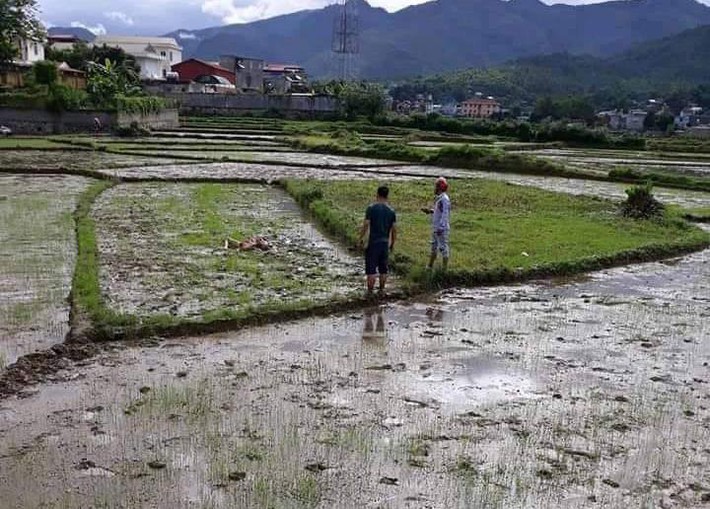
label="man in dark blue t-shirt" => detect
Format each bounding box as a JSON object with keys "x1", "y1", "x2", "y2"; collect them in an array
[{"x1": 359, "y1": 186, "x2": 397, "y2": 295}]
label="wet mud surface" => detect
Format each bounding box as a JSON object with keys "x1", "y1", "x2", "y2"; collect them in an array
[
  {"x1": 93, "y1": 162, "x2": 422, "y2": 182},
  {"x1": 1, "y1": 233, "x2": 708, "y2": 508},
  {"x1": 0, "y1": 174, "x2": 90, "y2": 366},
  {"x1": 95, "y1": 161, "x2": 710, "y2": 210},
  {"x1": 519, "y1": 148, "x2": 710, "y2": 178},
  {"x1": 122, "y1": 150, "x2": 406, "y2": 168},
  {"x1": 0, "y1": 150, "x2": 183, "y2": 171},
  {"x1": 92, "y1": 183, "x2": 363, "y2": 319}
]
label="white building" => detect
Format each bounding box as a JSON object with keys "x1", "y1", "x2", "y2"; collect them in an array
[
  {"x1": 15, "y1": 38, "x2": 45, "y2": 64},
  {"x1": 92, "y1": 36, "x2": 182, "y2": 80}
]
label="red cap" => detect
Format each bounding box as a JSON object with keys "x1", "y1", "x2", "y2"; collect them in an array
[{"x1": 436, "y1": 177, "x2": 448, "y2": 192}]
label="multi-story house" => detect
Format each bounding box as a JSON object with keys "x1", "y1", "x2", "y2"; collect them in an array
[
  {"x1": 458, "y1": 97, "x2": 501, "y2": 118},
  {"x1": 92, "y1": 36, "x2": 182, "y2": 80},
  {"x1": 14, "y1": 38, "x2": 45, "y2": 64}
]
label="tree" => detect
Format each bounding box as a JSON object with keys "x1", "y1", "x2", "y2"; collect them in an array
[
  {"x1": 0, "y1": 0, "x2": 45, "y2": 64},
  {"x1": 87, "y1": 58, "x2": 141, "y2": 108},
  {"x1": 33, "y1": 60, "x2": 57, "y2": 85},
  {"x1": 339, "y1": 82, "x2": 386, "y2": 120}
]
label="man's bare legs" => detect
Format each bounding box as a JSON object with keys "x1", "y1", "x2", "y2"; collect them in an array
[{"x1": 366, "y1": 274, "x2": 388, "y2": 295}]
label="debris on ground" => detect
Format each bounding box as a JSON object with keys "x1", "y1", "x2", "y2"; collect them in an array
[{"x1": 224, "y1": 236, "x2": 272, "y2": 252}]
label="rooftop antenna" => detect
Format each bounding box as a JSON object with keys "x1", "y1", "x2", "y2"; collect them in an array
[{"x1": 331, "y1": 0, "x2": 359, "y2": 81}]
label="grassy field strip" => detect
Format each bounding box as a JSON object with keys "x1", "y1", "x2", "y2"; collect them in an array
[
  {"x1": 0, "y1": 174, "x2": 92, "y2": 366},
  {"x1": 285, "y1": 179, "x2": 710, "y2": 288}
]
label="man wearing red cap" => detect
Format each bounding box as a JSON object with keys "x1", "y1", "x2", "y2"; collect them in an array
[{"x1": 422, "y1": 177, "x2": 451, "y2": 271}]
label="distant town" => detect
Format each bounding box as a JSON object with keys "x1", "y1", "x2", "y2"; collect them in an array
[{"x1": 0, "y1": 27, "x2": 704, "y2": 138}]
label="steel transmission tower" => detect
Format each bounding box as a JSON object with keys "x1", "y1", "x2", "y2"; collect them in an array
[{"x1": 331, "y1": 0, "x2": 359, "y2": 81}]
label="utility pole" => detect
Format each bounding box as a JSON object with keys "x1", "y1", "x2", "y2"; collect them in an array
[{"x1": 331, "y1": 0, "x2": 359, "y2": 81}]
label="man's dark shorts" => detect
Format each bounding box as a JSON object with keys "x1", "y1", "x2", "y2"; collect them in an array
[{"x1": 366, "y1": 242, "x2": 389, "y2": 276}]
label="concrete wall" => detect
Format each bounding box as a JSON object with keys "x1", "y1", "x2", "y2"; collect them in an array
[
  {"x1": 116, "y1": 109, "x2": 179, "y2": 130},
  {"x1": 175, "y1": 93, "x2": 339, "y2": 117},
  {"x1": 0, "y1": 108, "x2": 179, "y2": 134}
]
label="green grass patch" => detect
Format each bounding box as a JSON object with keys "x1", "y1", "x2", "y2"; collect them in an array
[
  {"x1": 0, "y1": 137, "x2": 77, "y2": 150},
  {"x1": 647, "y1": 137, "x2": 710, "y2": 154},
  {"x1": 284, "y1": 179, "x2": 710, "y2": 288},
  {"x1": 609, "y1": 167, "x2": 710, "y2": 193},
  {"x1": 681, "y1": 206, "x2": 710, "y2": 222}
]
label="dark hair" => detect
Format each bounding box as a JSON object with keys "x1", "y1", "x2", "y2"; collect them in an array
[{"x1": 377, "y1": 186, "x2": 389, "y2": 199}]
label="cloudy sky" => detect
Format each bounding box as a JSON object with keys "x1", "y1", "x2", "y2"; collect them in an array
[{"x1": 38, "y1": 0, "x2": 710, "y2": 35}]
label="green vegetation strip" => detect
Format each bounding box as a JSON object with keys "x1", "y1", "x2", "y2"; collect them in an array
[
  {"x1": 291, "y1": 134, "x2": 599, "y2": 179},
  {"x1": 71, "y1": 180, "x2": 125, "y2": 340},
  {"x1": 610, "y1": 168, "x2": 710, "y2": 193},
  {"x1": 285, "y1": 179, "x2": 710, "y2": 289}
]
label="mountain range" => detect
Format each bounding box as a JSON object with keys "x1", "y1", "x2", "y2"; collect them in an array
[
  {"x1": 389, "y1": 23, "x2": 710, "y2": 107},
  {"x1": 165, "y1": 0, "x2": 710, "y2": 79}
]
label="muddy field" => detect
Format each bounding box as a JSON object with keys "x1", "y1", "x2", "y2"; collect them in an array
[
  {"x1": 120, "y1": 150, "x2": 406, "y2": 168},
  {"x1": 0, "y1": 150, "x2": 184, "y2": 171},
  {"x1": 518, "y1": 148, "x2": 710, "y2": 178},
  {"x1": 0, "y1": 174, "x2": 90, "y2": 365},
  {"x1": 3, "y1": 132, "x2": 710, "y2": 508},
  {"x1": 92, "y1": 183, "x2": 362, "y2": 319},
  {"x1": 1, "y1": 230, "x2": 708, "y2": 508},
  {"x1": 92, "y1": 162, "x2": 420, "y2": 182},
  {"x1": 93, "y1": 161, "x2": 710, "y2": 210}
]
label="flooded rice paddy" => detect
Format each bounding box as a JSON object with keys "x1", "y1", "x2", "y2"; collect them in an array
[
  {"x1": 0, "y1": 233, "x2": 708, "y2": 508},
  {"x1": 518, "y1": 148, "x2": 710, "y2": 178},
  {"x1": 0, "y1": 174, "x2": 90, "y2": 364},
  {"x1": 0, "y1": 150, "x2": 184, "y2": 171},
  {"x1": 2, "y1": 133, "x2": 710, "y2": 508}
]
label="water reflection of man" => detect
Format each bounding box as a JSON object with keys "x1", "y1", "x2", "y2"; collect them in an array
[
  {"x1": 362, "y1": 308, "x2": 387, "y2": 346},
  {"x1": 426, "y1": 307, "x2": 445, "y2": 323}
]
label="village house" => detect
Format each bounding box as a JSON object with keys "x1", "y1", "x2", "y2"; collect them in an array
[
  {"x1": 47, "y1": 34, "x2": 88, "y2": 52},
  {"x1": 171, "y1": 58, "x2": 235, "y2": 85},
  {"x1": 458, "y1": 96, "x2": 501, "y2": 119},
  {"x1": 598, "y1": 109, "x2": 648, "y2": 132},
  {"x1": 15, "y1": 38, "x2": 45, "y2": 65},
  {"x1": 0, "y1": 37, "x2": 45, "y2": 88},
  {"x1": 263, "y1": 63, "x2": 308, "y2": 94},
  {"x1": 93, "y1": 36, "x2": 182, "y2": 81},
  {"x1": 219, "y1": 56, "x2": 265, "y2": 92},
  {"x1": 675, "y1": 106, "x2": 705, "y2": 129}
]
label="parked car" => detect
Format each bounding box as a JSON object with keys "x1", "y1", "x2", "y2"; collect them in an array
[{"x1": 0, "y1": 126, "x2": 12, "y2": 136}]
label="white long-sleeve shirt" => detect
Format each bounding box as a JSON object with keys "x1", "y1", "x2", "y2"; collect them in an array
[{"x1": 432, "y1": 193, "x2": 450, "y2": 232}]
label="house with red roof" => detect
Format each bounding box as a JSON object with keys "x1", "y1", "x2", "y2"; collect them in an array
[{"x1": 171, "y1": 58, "x2": 236, "y2": 85}]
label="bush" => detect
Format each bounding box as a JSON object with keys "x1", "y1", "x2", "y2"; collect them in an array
[
  {"x1": 33, "y1": 61, "x2": 58, "y2": 86},
  {"x1": 621, "y1": 184, "x2": 664, "y2": 219},
  {"x1": 116, "y1": 95, "x2": 169, "y2": 114},
  {"x1": 47, "y1": 84, "x2": 89, "y2": 112},
  {"x1": 115, "y1": 121, "x2": 150, "y2": 137}
]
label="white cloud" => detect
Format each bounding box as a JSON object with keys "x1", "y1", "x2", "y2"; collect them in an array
[
  {"x1": 104, "y1": 11, "x2": 135, "y2": 26},
  {"x1": 70, "y1": 21, "x2": 107, "y2": 35},
  {"x1": 178, "y1": 31, "x2": 198, "y2": 40},
  {"x1": 38, "y1": 0, "x2": 710, "y2": 33},
  {"x1": 200, "y1": 0, "x2": 325, "y2": 24}
]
